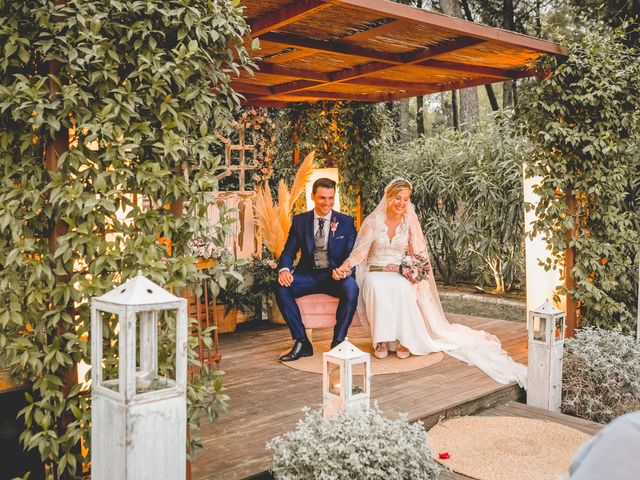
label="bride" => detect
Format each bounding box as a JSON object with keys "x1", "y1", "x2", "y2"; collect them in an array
[{"x1": 336, "y1": 178, "x2": 527, "y2": 388}]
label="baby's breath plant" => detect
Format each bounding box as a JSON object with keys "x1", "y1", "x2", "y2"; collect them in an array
[
  {"x1": 562, "y1": 327, "x2": 640, "y2": 423},
  {"x1": 267, "y1": 406, "x2": 441, "y2": 480}
]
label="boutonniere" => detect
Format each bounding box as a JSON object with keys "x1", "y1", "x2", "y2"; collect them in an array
[{"x1": 330, "y1": 217, "x2": 339, "y2": 236}]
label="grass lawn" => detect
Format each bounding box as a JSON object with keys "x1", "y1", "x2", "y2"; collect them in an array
[{"x1": 438, "y1": 283, "x2": 526, "y2": 323}]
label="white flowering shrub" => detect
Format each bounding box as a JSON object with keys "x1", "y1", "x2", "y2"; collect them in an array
[
  {"x1": 562, "y1": 327, "x2": 640, "y2": 423},
  {"x1": 267, "y1": 406, "x2": 441, "y2": 480}
]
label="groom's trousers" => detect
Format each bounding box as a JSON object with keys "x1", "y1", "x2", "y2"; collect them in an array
[{"x1": 275, "y1": 269, "x2": 358, "y2": 343}]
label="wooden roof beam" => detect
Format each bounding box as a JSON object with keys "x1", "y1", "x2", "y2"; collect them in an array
[
  {"x1": 230, "y1": 82, "x2": 273, "y2": 95},
  {"x1": 270, "y1": 90, "x2": 393, "y2": 102},
  {"x1": 326, "y1": 0, "x2": 569, "y2": 56},
  {"x1": 343, "y1": 77, "x2": 439, "y2": 93},
  {"x1": 433, "y1": 75, "x2": 519, "y2": 92},
  {"x1": 257, "y1": 18, "x2": 409, "y2": 69},
  {"x1": 271, "y1": 79, "x2": 325, "y2": 94},
  {"x1": 257, "y1": 36, "x2": 489, "y2": 98},
  {"x1": 257, "y1": 62, "x2": 330, "y2": 82},
  {"x1": 260, "y1": 32, "x2": 404, "y2": 64},
  {"x1": 341, "y1": 18, "x2": 407, "y2": 42},
  {"x1": 249, "y1": 0, "x2": 333, "y2": 37},
  {"x1": 416, "y1": 59, "x2": 514, "y2": 79},
  {"x1": 249, "y1": 63, "x2": 443, "y2": 93},
  {"x1": 402, "y1": 37, "x2": 484, "y2": 63},
  {"x1": 240, "y1": 96, "x2": 290, "y2": 108},
  {"x1": 389, "y1": 74, "x2": 514, "y2": 101}
]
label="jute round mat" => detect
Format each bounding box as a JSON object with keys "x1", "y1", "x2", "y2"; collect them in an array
[
  {"x1": 279, "y1": 339, "x2": 443, "y2": 375},
  {"x1": 428, "y1": 416, "x2": 591, "y2": 480}
]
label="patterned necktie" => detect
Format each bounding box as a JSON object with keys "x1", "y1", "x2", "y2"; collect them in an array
[{"x1": 315, "y1": 218, "x2": 326, "y2": 249}]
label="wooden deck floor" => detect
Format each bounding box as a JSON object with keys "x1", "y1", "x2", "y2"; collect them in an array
[{"x1": 191, "y1": 314, "x2": 528, "y2": 480}]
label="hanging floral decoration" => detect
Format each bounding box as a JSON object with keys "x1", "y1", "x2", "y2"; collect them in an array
[{"x1": 237, "y1": 107, "x2": 277, "y2": 185}]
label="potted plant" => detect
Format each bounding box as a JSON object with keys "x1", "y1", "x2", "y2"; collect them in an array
[
  {"x1": 203, "y1": 248, "x2": 246, "y2": 334},
  {"x1": 247, "y1": 251, "x2": 282, "y2": 323}
]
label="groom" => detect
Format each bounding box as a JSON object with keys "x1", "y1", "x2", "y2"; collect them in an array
[{"x1": 275, "y1": 178, "x2": 358, "y2": 361}]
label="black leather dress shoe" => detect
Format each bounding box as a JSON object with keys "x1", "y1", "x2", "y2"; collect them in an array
[
  {"x1": 279, "y1": 339, "x2": 313, "y2": 362},
  {"x1": 330, "y1": 339, "x2": 342, "y2": 349}
]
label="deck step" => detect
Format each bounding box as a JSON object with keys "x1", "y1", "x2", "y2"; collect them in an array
[{"x1": 416, "y1": 382, "x2": 524, "y2": 430}]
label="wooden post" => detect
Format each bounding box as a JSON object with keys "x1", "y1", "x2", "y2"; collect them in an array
[
  {"x1": 564, "y1": 191, "x2": 577, "y2": 337},
  {"x1": 45, "y1": 55, "x2": 77, "y2": 392}
]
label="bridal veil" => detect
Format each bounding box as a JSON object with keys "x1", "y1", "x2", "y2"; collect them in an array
[{"x1": 349, "y1": 179, "x2": 527, "y2": 388}]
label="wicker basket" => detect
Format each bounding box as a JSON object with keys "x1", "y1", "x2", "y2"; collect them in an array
[
  {"x1": 268, "y1": 293, "x2": 286, "y2": 324},
  {"x1": 215, "y1": 305, "x2": 238, "y2": 333},
  {"x1": 236, "y1": 309, "x2": 252, "y2": 324}
]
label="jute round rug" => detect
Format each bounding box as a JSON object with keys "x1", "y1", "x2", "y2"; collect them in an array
[
  {"x1": 279, "y1": 338, "x2": 444, "y2": 375},
  {"x1": 428, "y1": 416, "x2": 592, "y2": 480}
]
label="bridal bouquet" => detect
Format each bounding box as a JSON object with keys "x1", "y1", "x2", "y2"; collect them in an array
[{"x1": 400, "y1": 253, "x2": 431, "y2": 284}]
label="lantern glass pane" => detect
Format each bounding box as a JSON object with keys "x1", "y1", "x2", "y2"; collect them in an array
[
  {"x1": 533, "y1": 316, "x2": 547, "y2": 342},
  {"x1": 351, "y1": 362, "x2": 366, "y2": 395},
  {"x1": 328, "y1": 361, "x2": 341, "y2": 396},
  {"x1": 554, "y1": 316, "x2": 564, "y2": 341},
  {"x1": 136, "y1": 309, "x2": 176, "y2": 394},
  {"x1": 101, "y1": 310, "x2": 120, "y2": 393}
]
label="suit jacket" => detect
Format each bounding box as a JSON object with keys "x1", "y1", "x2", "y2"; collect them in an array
[{"x1": 279, "y1": 209, "x2": 357, "y2": 273}]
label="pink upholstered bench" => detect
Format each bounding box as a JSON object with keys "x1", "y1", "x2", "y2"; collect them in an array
[{"x1": 295, "y1": 294, "x2": 361, "y2": 342}]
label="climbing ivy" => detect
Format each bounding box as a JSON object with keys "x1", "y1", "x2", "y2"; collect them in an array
[
  {"x1": 0, "y1": 0, "x2": 252, "y2": 478},
  {"x1": 522, "y1": 24, "x2": 640, "y2": 330},
  {"x1": 275, "y1": 101, "x2": 391, "y2": 216}
]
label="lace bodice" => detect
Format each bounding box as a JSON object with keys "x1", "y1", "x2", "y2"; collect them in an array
[{"x1": 347, "y1": 216, "x2": 412, "y2": 267}]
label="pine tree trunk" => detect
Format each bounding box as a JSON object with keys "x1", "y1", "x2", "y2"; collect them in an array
[
  {"x1": 451, "y1": 90, "x2": 460, "y2": 131},
  {"x1": 459, "y1": 88, "x2": 479, "y2": 130},
  {"x1": 440, "y1": 0, "x2": 479, "y2": 129},
  {"x1": 416, "y1": 95, "x2": 425, "y2": 136},
  {"x1": 485, "y1": 84, "x2": 500, "y2": 111},
  {"x1": 502, "y1": 0, "x2": 516, "y2": 108},
  {"x1": 398, "y1": 97, "x2": 411, "y2": 143}
]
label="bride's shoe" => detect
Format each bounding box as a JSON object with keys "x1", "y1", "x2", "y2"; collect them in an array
[
  {"x1": 396, "y1": 344, "x2": 411, "y2": 359},
  {"x1": 373, "y1": 342, "x2": 388, "y2": 359}
]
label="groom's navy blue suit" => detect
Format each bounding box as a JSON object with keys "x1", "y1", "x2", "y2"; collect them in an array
[{"x1": 276, "y1": 209, "x2": 359, "y2": 343}]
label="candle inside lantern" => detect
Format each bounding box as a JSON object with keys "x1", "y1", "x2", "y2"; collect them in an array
[
  {"x1": 533, "y1": 316, "x2": 547, "y2": 342},
  {"x1": 136, "y1": 370, "x2": 153, "y2": 391}
]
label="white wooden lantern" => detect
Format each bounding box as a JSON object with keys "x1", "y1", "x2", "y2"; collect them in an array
[
  {"x1": 527, "y1": 300, "x2": 565, "y2": 412},
  {"x1": 322, "y1": 339, "x2": 371, "y2": 419},
  {"x1": 91, "y1": 271, "x2": 188, "y2": 480}
]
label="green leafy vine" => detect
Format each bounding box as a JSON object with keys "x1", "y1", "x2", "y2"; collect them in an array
[
  {"x1": 522, "y1": 24, "x2": 640, "y2": 329},
  {"x1": 0, "y1": 0, "x2": 252, "y2": 477}
]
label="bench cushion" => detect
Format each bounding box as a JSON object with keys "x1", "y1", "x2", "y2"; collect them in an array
[{"x1": 295, "y1": 294, "x2": 361, "y2": 329}]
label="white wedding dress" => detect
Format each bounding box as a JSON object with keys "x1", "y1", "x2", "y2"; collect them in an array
[{"x1": 347, "y1": 186, "x2": 527, "y2": 388}]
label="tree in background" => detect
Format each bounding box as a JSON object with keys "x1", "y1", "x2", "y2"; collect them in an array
[
  {"x1": 568, "y1": 0, "x2": 640, "y2": 46},
  {"x1": 440, "y1": 0, "x2": 481, "y2": 128},
  {"x1": 0, "y1": 0, "x2": 251, "y2": 477}
]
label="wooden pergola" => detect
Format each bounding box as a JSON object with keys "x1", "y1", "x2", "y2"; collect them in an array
[{"x1": 235, "y1": 0, "x2": 568, "y2": 106}]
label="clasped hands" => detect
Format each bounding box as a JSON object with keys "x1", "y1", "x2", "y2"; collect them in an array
[
  {"x1": 279, "y1": 262, "x2": 399, "y2": 286},
  {"x1": 332, "y1": 263, "x2": 351, "y2": 281},
  {"x1": 277, "y1": 264, "x2": 353, "y2": 287}
]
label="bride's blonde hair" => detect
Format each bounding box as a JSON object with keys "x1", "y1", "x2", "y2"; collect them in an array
[{"x1": 385, "y1": 179, "x2": 412, "y2": 200}]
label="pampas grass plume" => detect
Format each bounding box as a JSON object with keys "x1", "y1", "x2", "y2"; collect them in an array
[{"x1": 255, "y1": 152, "x2": 315, "y2": 258}]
